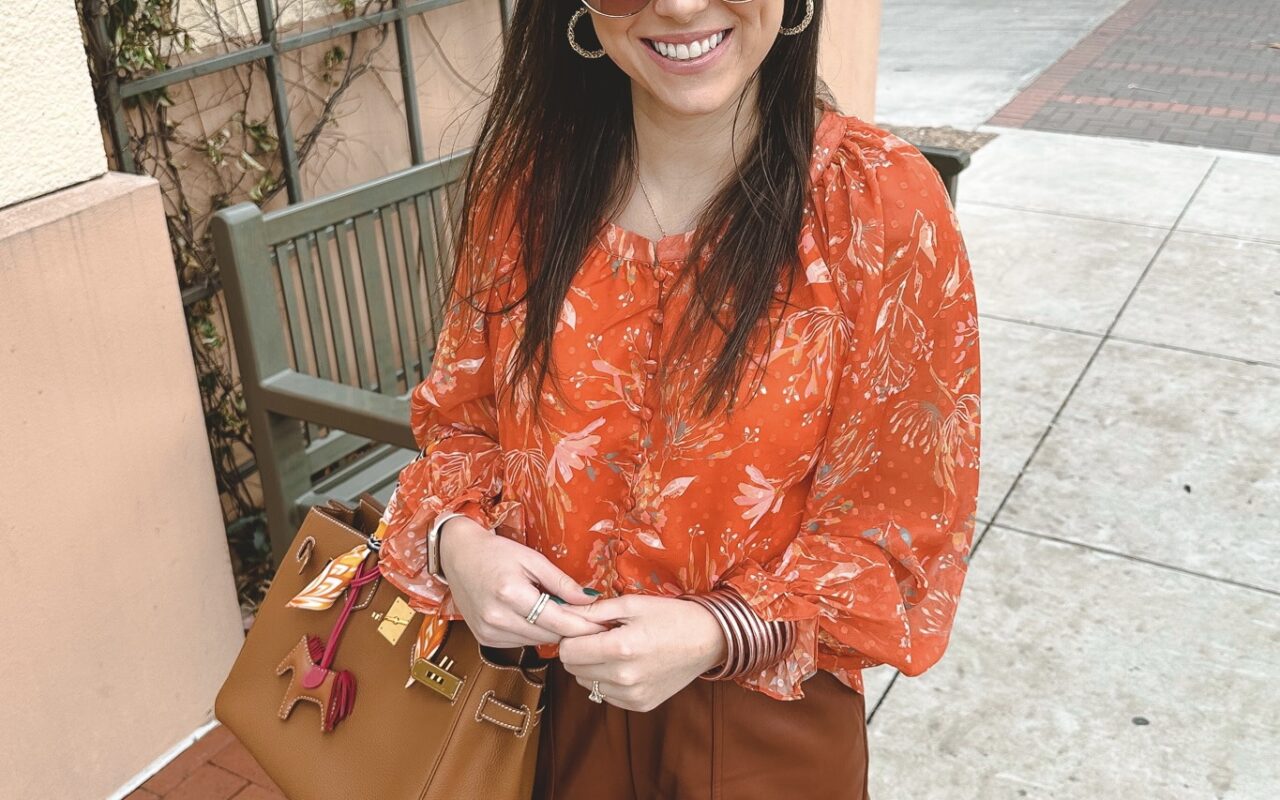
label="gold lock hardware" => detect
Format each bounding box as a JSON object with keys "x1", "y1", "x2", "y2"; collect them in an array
[{"x1": 412, "y1": 654, "x2": 463, "y2": 701}]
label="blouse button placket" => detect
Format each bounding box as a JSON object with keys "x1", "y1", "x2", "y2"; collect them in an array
[
  {"x1": 621, "y1": 245, "x2": 676, "y2": 518},
  {"x1": 642, "y1": 258, "x2": 671, "y2": 416},
  {"x1": 627, "y1": 254, "x2": 670, "y2": 484}
]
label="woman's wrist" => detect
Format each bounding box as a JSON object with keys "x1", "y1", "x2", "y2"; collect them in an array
[
  {"x1": 427, "y1": 512, "x2": 462, "y2": 582},
  {"x1": 679, "y1": 586, "x2": 797, "y2": 681},
  {"x1": 684, "y1": 600, "x2": 730, "y2": 675},
  {"x1": 681, "y1": 593, "x2": 737, "y2": 679},
  {"x1": 433, "y1": 513, "x2": 489, "y2": 582}
]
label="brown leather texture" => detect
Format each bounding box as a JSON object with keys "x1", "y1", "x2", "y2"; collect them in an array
[
  {"x1": 215, "y1": 495, "x2": 547, "y2": 800},
  {"x1": 533, "y1": 659, "x2": 870, "y2": 800}
]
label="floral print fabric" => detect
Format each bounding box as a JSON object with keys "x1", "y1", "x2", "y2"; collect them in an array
[{"x1": 376, "y1": 103, "x2": 982, "y2": 701}]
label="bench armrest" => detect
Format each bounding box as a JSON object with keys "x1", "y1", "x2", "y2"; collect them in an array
[{"x1": 260, "y1": 370, "x2": 416, "y2": 451}]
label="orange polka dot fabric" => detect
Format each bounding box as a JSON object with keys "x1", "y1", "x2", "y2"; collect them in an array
[{"x1": 377, "y1": 101, "x2": 982, "y2": 701}]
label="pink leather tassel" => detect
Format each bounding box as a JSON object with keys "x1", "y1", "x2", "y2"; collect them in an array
[{"x1": 326, "y1": 670, "x2": 357, "y2": 731}]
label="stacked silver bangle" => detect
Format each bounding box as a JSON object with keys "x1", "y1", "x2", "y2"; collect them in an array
[{"x1": 680, "y1": 586, "x2": 796, "y2": 681}]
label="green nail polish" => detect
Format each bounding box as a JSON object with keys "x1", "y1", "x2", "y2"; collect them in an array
[
  {"x1": 583, "y1": 588, "x2": 602, "y2": 597},
  {"x1": 549, "y1": 594, "x2": 567, "y2": 604}
]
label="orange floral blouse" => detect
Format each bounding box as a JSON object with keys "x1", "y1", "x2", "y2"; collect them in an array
[{"x1": 376, "y1": 104, "x2": 982, "y2": 702}]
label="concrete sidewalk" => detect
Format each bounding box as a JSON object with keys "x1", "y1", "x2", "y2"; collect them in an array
[
  {"x1": 877, "y1": 0, "x2": 1131, "y2": 128},
  {"x1": 867, "y1": 2, "x2": 1280, "y2": 798}
]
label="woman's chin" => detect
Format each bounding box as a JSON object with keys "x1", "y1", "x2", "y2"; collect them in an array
[{"x1": 638, "y1": 78, "x2": 746, "y2": 120}]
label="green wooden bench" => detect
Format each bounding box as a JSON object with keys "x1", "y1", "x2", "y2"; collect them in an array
[{"x1": 211, "y1": 150, "x2": 470, "y2": 567}]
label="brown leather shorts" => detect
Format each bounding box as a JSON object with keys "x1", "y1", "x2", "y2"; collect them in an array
[{"x1": 532, "y1": 659, "x2": 870, "y2": 800}]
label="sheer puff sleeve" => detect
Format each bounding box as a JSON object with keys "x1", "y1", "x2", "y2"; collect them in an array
[
  {"x1": 718, "y1": 124, "x2": 982, "y2": 700},
  {"x1": 376, "y1": 191, "x2": 527, "y2": 620}
]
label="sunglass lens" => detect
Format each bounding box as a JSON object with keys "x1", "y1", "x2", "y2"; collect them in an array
[{"x1": 582, "y1": 0, "x2": 650, "y2": 16}]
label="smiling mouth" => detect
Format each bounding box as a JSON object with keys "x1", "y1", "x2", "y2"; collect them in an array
[{"x1": 642, "y1": 29, "x2": 731, "y2": 62}]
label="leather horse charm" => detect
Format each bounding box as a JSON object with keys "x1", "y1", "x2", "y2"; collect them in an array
[{"x1": 276, "y1": 634, "x2": 356, "y2": 732}]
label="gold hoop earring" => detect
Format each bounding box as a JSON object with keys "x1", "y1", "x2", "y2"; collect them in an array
[
  {"x1": 568, "y1": 8, "x2": 607, "y2": 59},
  {"x1": 780, "y1": 0, "x2": 815, "y2": 36}
]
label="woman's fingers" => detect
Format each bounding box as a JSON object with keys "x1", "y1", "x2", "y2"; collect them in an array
[
  {"x1": 561, "y1": 657, "x2": 614, "y2": 681},
  {"x1": 491, "y1": 607, "x2": 562, "y2": 646},
  {"x1": 467, "y1": 546, "x2": 608, "y2": 647},
  {"x1": 559, "y1": 595, "x2": 632, "y2": 626},
  {"x1": 506, "y1": 619, "x2": 563, "y2": 646},
  {"x1": 555, "y1": 625, "x2": 616, "y2": 667},
  {"x1": 500, "y1": 580, "x2": 608, "y2": 641},
  {"x1": 572, "y1": 675, "x2": 634, "y2": 709},
  {"x1": 529, "y1": 601, "x2": 611, "y2": 638},
  {"x1": 523, "y1": 554, "x2": 596, "y2": 605},
  {"x1": 487, "y1": 583, "x2": 560, "y2": 645},
  {"x1": 516, "y1": 557, "x2": 611, "y2": 636}
]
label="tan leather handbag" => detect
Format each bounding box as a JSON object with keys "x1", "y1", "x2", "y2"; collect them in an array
[{"x1": 214, "y1": 493, "x2": 547, "y2": 800}]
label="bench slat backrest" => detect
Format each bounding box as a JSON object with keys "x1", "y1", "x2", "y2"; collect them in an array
[{"x1": 212, "y1": 150, "x2": 471, "y2": 561}]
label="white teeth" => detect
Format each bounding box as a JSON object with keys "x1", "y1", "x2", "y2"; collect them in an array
[{"x1": 650, "y1": 30, "x2": 726, "y2": 62}]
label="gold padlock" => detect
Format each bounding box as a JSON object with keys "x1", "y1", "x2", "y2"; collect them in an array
[{"x1": 411, "y1": 654, "x2": 463, "y2": 701}]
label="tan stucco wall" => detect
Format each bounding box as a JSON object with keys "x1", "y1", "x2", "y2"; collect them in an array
[
  {"x1": 177, "y1": 0, "x2": 338, "y2": 47},
  {"x1": 0, "y1": 0, "x2": 106, "y2": 208},
  {"x1": 0, "y1": 3, "x2": 244, "y2": 797},
  {"x1": 0, "y1": 176, "x2": 246, "y2": 798},
  {"x1": 821, "y1": 0, "x2": 882, "y2": 118}
]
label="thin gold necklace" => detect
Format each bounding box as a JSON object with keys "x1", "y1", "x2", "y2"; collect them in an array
[{"x1": 635, "y1": 171, "x2": 669, "y2": 239}]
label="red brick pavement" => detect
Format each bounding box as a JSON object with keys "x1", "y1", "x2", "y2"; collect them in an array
[
  {"x1": 989, "y1": 0, "x2": 1280, "y2": 155},
  {"x1": 125, "y1": 725, "x2": 286, "y2": 800}
]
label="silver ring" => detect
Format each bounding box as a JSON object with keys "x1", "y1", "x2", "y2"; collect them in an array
[
  {"x1": 525, "y1": 591, "x2": 551, "y2": 624},
  {"x1": 588, "y1": 680, "x2": 605, "y2": 703}
]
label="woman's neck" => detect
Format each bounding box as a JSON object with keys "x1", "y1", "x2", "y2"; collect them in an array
[{"x1": 622, "y1": 89, "x2": 763, "y2": 238}]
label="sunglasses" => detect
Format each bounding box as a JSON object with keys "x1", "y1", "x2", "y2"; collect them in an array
[{"x1": 581, "y1": 0, "x2": 754, "y2": 20}]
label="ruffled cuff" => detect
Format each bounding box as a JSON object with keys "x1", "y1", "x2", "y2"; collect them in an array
[
  {"x1": 377, "y1": 479, "x2": 526, "y2": 617},
  {"x1": 717, "y1": 561, "x2": 824, "y2": 701}
]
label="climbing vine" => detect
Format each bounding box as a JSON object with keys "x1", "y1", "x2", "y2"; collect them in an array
[{"x1": 78, "y1": 0, "x2": 402, "y2": 626}]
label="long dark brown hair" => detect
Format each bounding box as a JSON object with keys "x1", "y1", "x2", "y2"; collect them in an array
[{"x1": 447, "y1": 0, "x2": 829, "y2": 423}]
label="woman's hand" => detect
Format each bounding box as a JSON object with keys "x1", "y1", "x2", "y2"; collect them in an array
[
  {"x1": 557, "y1": 595, "x2": 729, "y2": 712},
  {"x1": 439, "y1": 516, "x2": 609, "y2": 648}
]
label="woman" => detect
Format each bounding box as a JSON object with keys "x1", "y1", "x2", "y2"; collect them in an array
[{"x1": 377, "y1": 0, "x2": 981, "y2": 797}]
